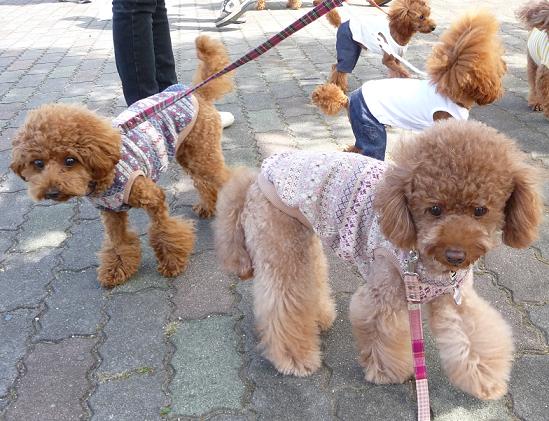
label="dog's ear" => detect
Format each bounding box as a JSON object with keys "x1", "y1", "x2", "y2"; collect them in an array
[
  {"x1": 374, "y1": 165, "x2": 417, "y2": 250},
  {"x1": 9, "y1": 132, "x2": 28, "y2": 181},
  {"x1": 502, "y1": 163, "x2": 543, "y2": 248}
]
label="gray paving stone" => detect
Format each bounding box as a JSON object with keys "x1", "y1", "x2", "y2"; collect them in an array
[
  {"x1": 171, "y1": 316, "x2": 244, "y2": 416},
  {"x1": 223, "y1": 146, "x2": 259, "y2": 167},
  {"x1": 0, "y1": 192, "x2": 32, "y2": 231},
  {"x1": 0, "y1": 249, "x2": 58, "y2": 312},
  {"x1": 484, "y1": 246, "x2": 549, "y2": 302},
  {"x1": 98, "y1": 289, "x2": 169, "y2": 373},
  {"x1": 0, "y1": 308, "x2": 37, "y2": 396},
  {"x1": 36, "y1": 268, "x2": 103, "y2": 340},
  {"x1": 3, "y1": 338, "x2": 95, "y2": 421},
  {"x1": 336, "y1": 386, "x2": 415, "y2": 421},
  {"x1": 525, "y1": 304, "x2": 549, "y2": 342},
  {"x1": 247, "y1": 109, "x2": 284, "y2": 133},
  {"x1": 509, "y1": 355, "x2": 549, "y2": 421},
  {"x1": 173, "y1": 251, "x2": 236, "y2": 319},
  {"x1": 326, "y1": 251, "x2": 363, "y2": 294},
  {"x1": 15, "y1": 201, "x2": 74, "y2": 252},
  {"x1": 89, "y1": 372, "x2": 166, "y2": 421},
  {"x1": 59, "y1": 218, "x2": 103, "y2": 271}
]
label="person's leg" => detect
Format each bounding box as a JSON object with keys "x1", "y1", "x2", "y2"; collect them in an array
[
  {"x1": 152, "y1": 0, "x2": 177, "y2": 92},
  {"x1": 348, "y1": 88, "x2": 387, "y2": 160},
  {"x1": 112, "y1": 0, "x2": 158, "y2": 105}
]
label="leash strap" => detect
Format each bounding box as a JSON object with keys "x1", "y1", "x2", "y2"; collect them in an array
[
  {"x1": 404, "y1": 252, "x2": 431, "y2": 421},
  {"x1": 119, "y1": 0, "x2": 345, "y2": 133}
]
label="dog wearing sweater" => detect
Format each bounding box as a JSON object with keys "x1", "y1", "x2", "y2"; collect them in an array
[
  {"x1": 314, "y1": 0, "x2": 436, "y2": 92},
  {"x1": 10, "y1": 36, "x2": 233, "y2": 288},
  {"x1": 517, "y1": 0, "x2": 549, "y2": 118},
  {"x1": 312, "y1": 10, "x2": 507, "y2": 159},
  {"x1": 214, "y1": 119, "x2": 542, "y2": 402}
]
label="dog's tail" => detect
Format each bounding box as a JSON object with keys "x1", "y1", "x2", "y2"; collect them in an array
[
  {"x1": 516, "y1": 0, "x2": 549, "y2": 31},
  {"x1": 426, "y1": 10, "x2": 507, "y2": 106},
  {"x1": 213, "y1": 167, "x2": 257, "y2": 281},
  {"x1": 311, "y1": 82, "x2": 349, "y2": 115},
  {"x1": 313, "y1": 0, "x2": 342, "y2": 27},
  {"x1": 193, "y1": 35, "x2": 234, "y2": 103}
]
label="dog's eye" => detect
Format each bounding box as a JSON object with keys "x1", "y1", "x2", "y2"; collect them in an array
[
  {"x1": 419, "y1": 14, "x2": 425, "y2": 20},
  {"x1": 429, "y1": 205, "x2": 442, "y2": 217},
  {"x1": 33, "y1": 159, "x2": 44, "y2": 169},
  {"x1": 474, "y1": 206, "x2": 487, "y2": 217},
  {"x1": 64, "y1": 157, "x2": 77, "y2": 167}
]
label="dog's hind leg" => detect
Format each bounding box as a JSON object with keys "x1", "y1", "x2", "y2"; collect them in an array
[
  {"x1": 128, "y1": 176, "x2": 195, "y2": 277},
  {"x1": 536, "y1": 64, "x2": 549, "y2": 117},
  {"x1": 287, "y1": 0, "x2": 302, "y2": 9},
  {"x1": 427, "y1": 279, "x2": 513, "y2": 400},
  {"x1": 349, "y1": 253, "x2": 413, "y2": 384},
  {"x1": 311, "y1": 238, "x2": 336, "y2": 332},
  {"x1": 98, "y1": 211, "x2": 141, "y2": 288},
  {"x1": 176, "y1": 101, "x2": 230, "y2": 218},
  {"x1": 244, "y1": 183, "x2": 327, "y2": 376},
  {"x1": 527, "y1": 54, "x2": 543, "y2": 111}
]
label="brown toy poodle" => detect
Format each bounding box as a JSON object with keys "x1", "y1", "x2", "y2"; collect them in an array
[
  {"x1": 517, "y1": 0, "x2": 549, "y2": 118},
  {"x1": 214, "y1": 119, "x2": 543, "y2": 404},
  {"x1": 313, "y1": 0, "x2": 436, "y2": 92},
  {"x1": 10, "y1": 35, "x2": 234, "y2": 288},
  {"x1": 312, "y1": 10, "x2": 507, "y2": 157}
]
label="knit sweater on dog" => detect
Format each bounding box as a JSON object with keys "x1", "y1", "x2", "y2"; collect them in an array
[
  {"x1": 258, "y1": 151, "x2": 469, "y2": 303},
  {"x1": 88, "y1": 84, "x2": 198, "y2": 212},
  {"x1": 527, "y1": 28, "x2": 549, "y2": 67}
]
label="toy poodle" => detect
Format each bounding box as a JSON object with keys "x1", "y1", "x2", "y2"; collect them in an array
[
  {"x1": 313, "y1": 0, "x2": 436, "y2": 92},
  {"x1": 10, "y1": 35, "x2": 234, "y2": 288},
  {"x1": 312, "y1": 10, "x2": 507, "y2": 159},
  {"x1": 517, "y1": 0, "x2": 549, "y2": 118},
  {"x1": 214, "y1": 119, "x2": 542, "y2": 404}
]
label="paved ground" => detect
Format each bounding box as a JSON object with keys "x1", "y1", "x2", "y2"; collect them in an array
[{"x1": 0, "y1": 0, "x2": 548, "y2": 420}]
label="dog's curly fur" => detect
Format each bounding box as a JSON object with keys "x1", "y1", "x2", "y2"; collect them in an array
[
  {"x1": 214, "y1": 119, "x2": 543, "y2": 401},
  {"x1": 315, "y1": 0, "x2": 436, "y2": 91},
  {"x1": 517, "y1": 0, "x2": 549, "y2": 116},
  {"x1": 10, "y1": 35, "x2": 233, "y2": 288},
  {"x1": 312, "y1": 10, "x2": 506, "y2": 134}
]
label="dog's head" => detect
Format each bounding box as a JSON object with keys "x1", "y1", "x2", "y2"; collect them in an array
[
  {"x1": 388, "y1": 0, "x2": 437, "y2": 35},
  {"x1": 516, "y1": 0, "x2": 549, "y2": 32},
  {"x1": 427, "y1": 10, "x2": 507, "y2": 107},
  {"x1": 10, "y1": 103, "x2": 121, "y2": 202},
  {"x1": 375, "y1": 119, "x2": 543, "y2": 271}
]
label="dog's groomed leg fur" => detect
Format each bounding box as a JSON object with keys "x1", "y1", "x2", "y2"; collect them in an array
[
  {"x1": 349, "y1": 253, "x2": 414, "y2": 384},
  {"x1": 244, "y1": 183, "x2": 335, "y2": 376},
  {"x1": 213, "y1": 167, "x2": 257, "y2": 280},
  {"x1": 427, "y1": 277, "x2": 514, "y2": 400},
  {"x1": 128, "y1": 176, "x2": 195, "y2": 277},
  {"x1": 98, "y1": 211, "x2": 141, "y2": 288}
]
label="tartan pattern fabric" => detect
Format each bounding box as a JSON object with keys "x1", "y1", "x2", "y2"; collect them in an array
[
  {"x1": 118, "y1": 0, "x2": 345, "y2": 133},
  {"x1": 415, "y1": 378, "x2": 431, "y2": 421}
]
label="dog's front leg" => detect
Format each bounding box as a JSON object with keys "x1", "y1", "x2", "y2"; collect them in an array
[
  {"x1": 427, "y1": 279, "x2": 513, "y2": 400},
  {"x1": 98, "y1": 211, "x2": 141, "y2": 288},
  {"x1": 127, "y1": 176, "x2": 195, "y2": 277},
  {"x1": 349, "y1": 253, "x2": 414, "y2": 384},
  {"x1": 382, "y1": 53, "x2": 411, "y2": 79}
]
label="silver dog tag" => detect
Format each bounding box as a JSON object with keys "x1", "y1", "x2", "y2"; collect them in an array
[{"x1": 453, "y1": 287, "x2": 462, "y2": 305}]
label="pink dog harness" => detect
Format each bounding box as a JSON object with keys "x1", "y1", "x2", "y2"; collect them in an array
[
  {"x1": 260, "y1": 151, "x2": 469, "y2": 420},
  {"x1": 87, "y1": 84, "x2": 198, "y2": 212}
]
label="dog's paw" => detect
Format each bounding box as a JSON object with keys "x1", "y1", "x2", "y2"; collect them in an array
[
  {"x1": 192, "y1": 203, "x2": 215, "y2": 218},
  {"x1": 286, "y1": 0, "x2": 302, "y2": 9},
  {"x1": 98, "y1": 251, "x2": 140, "y2": 288},
  {"x1": 271, "y1": 351, "x2": 321, "y2": 377},
  {"x1": 529, "y1": 102, "x2": 543, "y2": 111},
  {"x1": 363, "y1": 366, "x2": 410, "y2": 385},
  {"x1": 317, "y1": 303, "x2": 336, "y2": 332},
  {"x1": 157, "y1": 255, "x2": 189, "y2": 278},
  {"x1": 256, "y1": 1, "x2": 266, "y2": 10}
]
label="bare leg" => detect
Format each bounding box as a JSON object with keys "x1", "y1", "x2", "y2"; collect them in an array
[
  {"x1": 427, "y1": 278, "x2": 514, "y2": 400},
  {"x1": 244, "y1": 183, "x2": 333, "y2": 376},
  {"x1": 349, "y1": 252, "x2": 413, "y2": 384},
  {"x1": 98, "y1": 211, "x2": 141, "y2": 288},
  {"x1": 128, "y1": 176, "x2": 195, "y2": 277}
]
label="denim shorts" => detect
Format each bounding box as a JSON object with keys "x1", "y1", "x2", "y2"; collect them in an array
[
  {"x1": 348, "y1": 88, "x2": 387, "y2": 160},
  {"x1": 336, "y1": 21, "x2": 362, "y2": 73}
]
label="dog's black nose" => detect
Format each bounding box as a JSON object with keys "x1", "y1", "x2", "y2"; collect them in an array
[
  {"x1": 430, "y1": 25, "x2": 436, "y2": 31},
  {"x1": 445, "y1": 249, "x2": 465, "y2": 265},
  {"x1": 45, "y1": 189, "x2": 60, "y2": 200}
]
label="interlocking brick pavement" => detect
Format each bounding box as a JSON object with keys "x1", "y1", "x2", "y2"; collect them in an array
[{"x1": 0, "y1": 0, "x2": 548, "y2": 420}]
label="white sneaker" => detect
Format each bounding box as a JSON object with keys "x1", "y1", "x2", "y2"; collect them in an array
[
  {"x1": 219, "y1": 111, "x2": 235, "y2": 128},
  {"x1": 215, "y1": 0, "x2": 256, "y2": 28}
]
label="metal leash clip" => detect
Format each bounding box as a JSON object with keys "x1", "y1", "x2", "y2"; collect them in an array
[{"x1": 404, "y1": 250, "x2": 420, "y2": 303}]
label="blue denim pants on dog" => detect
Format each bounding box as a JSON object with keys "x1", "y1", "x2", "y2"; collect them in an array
[
  {"x1": 348, "y1": 88, "x2": 387, "y2": 160},
  {"x1": 336, "y1": 21, "x2": 362, "y2": 73},
  {"x1": 113, "y1": 0, "x2": 178, "y2": 106}
]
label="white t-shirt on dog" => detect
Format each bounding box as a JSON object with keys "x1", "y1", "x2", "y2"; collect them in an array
[{"x1": 361, "y1": 78, "x2": 469, "y2": 131}]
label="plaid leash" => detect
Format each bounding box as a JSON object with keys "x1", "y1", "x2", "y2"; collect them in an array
[
  {"x1": 404, "y1": 251, "x2": 431, "y2": 421},
  {"x1": 119, "y1": 0, "x2": 345, "y2": 133}
]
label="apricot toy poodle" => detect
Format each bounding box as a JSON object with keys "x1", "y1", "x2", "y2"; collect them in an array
[
  {"x1": 10, "y1": 36, "x2": 234, "y2": 288},
  {"x1": 214, "y1": 119, "x2": 543, "y2": 405},
  {"x1": 517, "y1": 0, "x2": 549, "y2": 118},
  {"x1": 312, "y1": 10, "x2": 507, "y2": 158},
  {"x1": 313, "y1": 0, "x2": 436, "y2": 92}
]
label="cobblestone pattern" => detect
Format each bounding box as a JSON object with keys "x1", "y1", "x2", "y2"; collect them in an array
[{"x1": 0, "y1": 0, "x2": 548, "y2": 420}]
